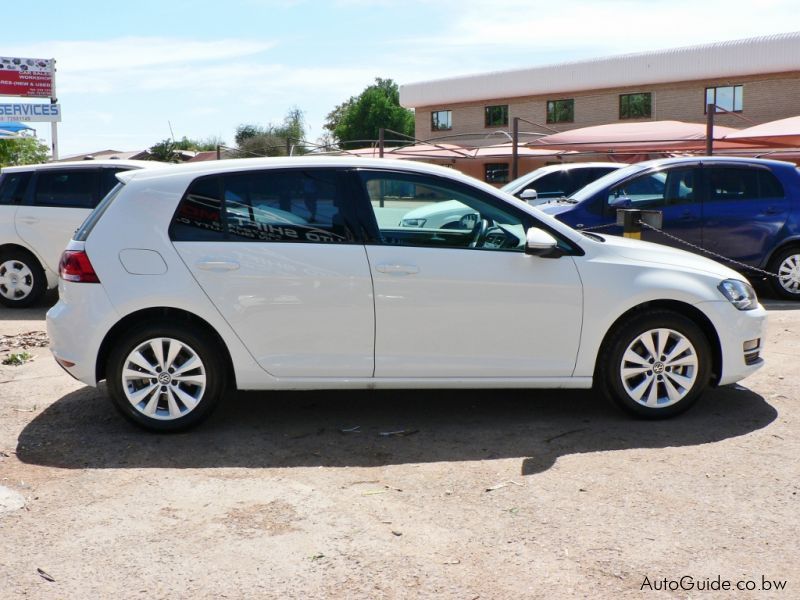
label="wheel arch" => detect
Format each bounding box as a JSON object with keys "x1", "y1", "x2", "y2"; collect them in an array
[
  {"x1": 595, "y1": 300, "x2": 723, "y2": 386},
  {"x1": 95, "y1": 306, "x2": 237, "y2": 388},
  {"x1": 764, "y1": 237, "x2": 800, "y2": 269}
]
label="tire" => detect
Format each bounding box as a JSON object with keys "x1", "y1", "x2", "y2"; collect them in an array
[
  {"x1": 106, "y1": 322, "x2": 226, "y2": 432},
  {"x1": 597, "y1": 310, "x2": 711, "y2": 419},
  {"x1": 0, "y1": 248, "x2": 47, "y2": 308},
  {"x1": 768, "y1": 247, "x2": 800, "y2": 300}
]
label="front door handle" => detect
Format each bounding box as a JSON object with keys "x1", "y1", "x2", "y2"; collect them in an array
[
  {"x1": 375, "y1": 263, "x2": 419, "y2": 275},
  {"x1": 18, "y1": 216, "x2": 39, "y2": 225},
  {"x1": 196, "y1": 259, "x2": 240, "y2": 272}
]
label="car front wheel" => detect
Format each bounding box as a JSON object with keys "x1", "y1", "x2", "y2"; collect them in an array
[
  {"x1": 0, "y1": 249, "x2": 47, "y2": 308},
  {"x1": 599, "y1": 310, "x2": 711, "y2": 418},
  {"x1": 106, "y1": 323, "x2": 226, "y2": 432}
]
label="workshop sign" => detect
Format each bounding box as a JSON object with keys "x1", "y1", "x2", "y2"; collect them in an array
[
  {"x1": 0, "y1": 57, "x2": 54, "y2": 98},
  {"x1": 0, "y1": 103, "x2": 61, "y2": 122}
]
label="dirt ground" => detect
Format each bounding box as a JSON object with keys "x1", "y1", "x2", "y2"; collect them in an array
[{"x1": 0, "y1": 291, "x2": 798, "y2": 599}]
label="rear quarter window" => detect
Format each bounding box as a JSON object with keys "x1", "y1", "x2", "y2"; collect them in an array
[{"x1": 0, "y1": 172, "x2": 32, "y2": 205}]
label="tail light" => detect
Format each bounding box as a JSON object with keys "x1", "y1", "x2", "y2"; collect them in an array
[{"x1": 59, "y1": 250, "x2": 100, "y2": 283}]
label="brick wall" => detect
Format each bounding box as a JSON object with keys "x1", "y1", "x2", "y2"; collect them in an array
[{"x1": 416, "y1": 71, "x2": 800, "y2": 145}]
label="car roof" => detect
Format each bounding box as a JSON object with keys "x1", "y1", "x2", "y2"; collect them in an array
[
  {"x1": 0, "y1": 159, "x2": 163, "y2": 174},
  {"x1": 630, "y1": 155, "x2": 798, "y2": 171},
  {"x1": 535, "y1": 161, "x2": 624, "y2": 172},
  {"x1": 115, "y1": 156, "x2": 495, "y2": 188}
]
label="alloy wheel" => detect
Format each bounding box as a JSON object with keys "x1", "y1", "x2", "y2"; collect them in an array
[
  {"x1": 619, "y1": 328, "x2": 698, "y2": 408},
  {"x1": 121, "y1": 337, "x2": 207, "y2": 421}
]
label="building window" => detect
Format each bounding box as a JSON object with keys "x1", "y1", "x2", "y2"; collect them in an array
[
  {"x1": 547, "y1": 99, "x2": 574, "y2": 124},
  {"x1": 705, "y1": 85, "x2": 743, "y2": 113},
  {"x1": 619, "y1": 93, "x2": 652, "y2": 119},
  {"x1": 431, "y1": 110, "x2": 452, "y2": 131},
  {"x1": 484, "y1": 163, "x2": 509, "y2": 184},
  {"x1": 484, "y1": 105, "x2": 508, "y2": 127}
]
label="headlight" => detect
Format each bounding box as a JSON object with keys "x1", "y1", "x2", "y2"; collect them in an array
[
  {"x1": 400, "y1": 218, "x2": 426, "y2": 227},
  {"x1": 718, "y1": 279, "x2": 758, "y2": 310}
]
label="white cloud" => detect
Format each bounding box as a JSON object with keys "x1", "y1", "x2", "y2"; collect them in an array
[{"x1": 3, "y1": 37, "x2": 275, "y2": 72}]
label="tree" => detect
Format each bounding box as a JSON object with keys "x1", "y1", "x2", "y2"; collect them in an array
[
  {"x1": 147, "y1": 135, "x2": 226, "y2": 162},
  {"x1": 324, "y1": 78, "x2": 415, "y2": 148},
  {"x1": 0, "y1": 137, "x2": 49, "y2": 167},
  {"x1": 147, "y1": 139, "x2": 181, "y2": 163},
  {"x1": 235, "y1": 107, "x2": 307, "y2": 158}
]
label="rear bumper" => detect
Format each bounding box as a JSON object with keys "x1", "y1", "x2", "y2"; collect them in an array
[{"x1": 46, "y1": 281, "x2": 120, "y2": 387}]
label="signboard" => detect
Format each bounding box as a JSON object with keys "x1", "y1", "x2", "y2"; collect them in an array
[
  {"x1": 0, "y1": 103, "x2": 61, "y2": 122},
  {"x1": 0, "y1": 57, "x2": 54, "y2": 98}
]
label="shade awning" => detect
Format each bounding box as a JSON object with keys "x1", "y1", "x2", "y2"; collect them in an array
[
  {"x1": 723, "y1": 115, "x2": 800, "y2": 147},
  {"x1": 530, "y1": 120, "x2": 741, "y2": 152}
]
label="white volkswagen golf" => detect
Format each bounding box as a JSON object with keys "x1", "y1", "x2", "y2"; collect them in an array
[{"x1": 46, "y1": 158, "x2": 766, "y2": 431}]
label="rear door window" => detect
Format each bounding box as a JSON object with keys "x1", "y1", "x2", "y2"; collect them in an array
[
  {"x1": 170, "y1": 169, "x2": 356, "y2": 243},
  {"x1": 33, "y1": 169, "x2": 100, "y2": 208},
  {"x1": 705, "y1": 167, "x2": 784, "y2": 201}
]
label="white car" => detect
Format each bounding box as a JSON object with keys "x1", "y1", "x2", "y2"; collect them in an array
[
  {"x1": 0, "y1": 160, "x2": 158, "y2": 307},
  {"x1": 501, "y1": 162, "x2": 624, "y2": 201},
  {"x1": 398, "y1": 162, "x2": 624, "y2": 231},
  {"x1": 47, "y1": 157, "x2": 766, "y2": 431}
]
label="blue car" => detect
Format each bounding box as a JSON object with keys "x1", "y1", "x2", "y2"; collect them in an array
[{"x1": 538, "y1": 156, "x2": 800, "y2": 299}]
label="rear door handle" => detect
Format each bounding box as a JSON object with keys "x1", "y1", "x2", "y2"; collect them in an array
[
  {"x1": 18, "y1": 217, "x2": 39, "y2": 225},
  {"x1": 375, "y1": 263, "x2": 419, "y2": 275},
  {"x1": 196, "y1": 259, "x2": 240, "y2": 272}
]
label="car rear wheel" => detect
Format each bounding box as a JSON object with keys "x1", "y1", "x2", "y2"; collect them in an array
[
  {"x1": 598, "y1": 310, "x2": 711, "y2": 418},
  {"x1": 768, "y1": 247, "x2": 800, "y2": 300},
  {"x1": 0, "y1": 249, "x2": 46, "y2": 308},
  {"x1": 106, "y1": 323, "x2": 225, "y2": 432}
]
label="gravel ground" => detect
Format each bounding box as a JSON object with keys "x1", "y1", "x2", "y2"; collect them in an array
[{"x1": 0, "y1": 294, "x2": 798, "y2": 599}]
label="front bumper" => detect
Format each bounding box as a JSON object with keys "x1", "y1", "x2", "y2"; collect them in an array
[{"x1": 697, "y1": 300, "x2": 767, "y2": 386}]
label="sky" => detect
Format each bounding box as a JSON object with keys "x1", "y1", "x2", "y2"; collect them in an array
[{"x1": 2, "y1": 0, "x2": 798, "y2": 157}]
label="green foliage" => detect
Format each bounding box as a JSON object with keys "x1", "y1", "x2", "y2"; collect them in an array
[
  {"x1": 2, "y1": 351, "x2": 32, "y2": 366},
  {"x1": 148, "y1": 139, "x2": 181, "y2": 163},
  {"x1": 234, "y1": 107, "x2": 307, "y2": 158},
  {"x1": 0, "y1": 137, "x2": 49, "y2": 167},
  {"x1": 148, "y1": 136, "x2": 226, "y2": 162},
  {"x1": 324, "y1": 78, "x2": 415, "y2": 148}
]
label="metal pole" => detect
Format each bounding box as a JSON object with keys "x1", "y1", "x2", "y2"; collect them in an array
[
  {"x1": 379, "y1": 127, "x2": 385, "y2": 158},
  {"x1": 511, "y1": 117, "x2": 519, "y2": 180},
  {"x1": 216, "y1": 144, "x2": 221, "y2": 160},
  {"x1": 49, "y1": 59, "x2": 58, "y2": 160},
  {"x1": 285, "y1": 137, "x2": 291, "y2": 156},
  {"x1": 705, "y1": 103, "x2": 715, "y2": 155}
]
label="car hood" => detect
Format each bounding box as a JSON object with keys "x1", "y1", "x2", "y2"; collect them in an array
[{"x1": 592, "y1": 233, "x2": 744, "y2": 280}]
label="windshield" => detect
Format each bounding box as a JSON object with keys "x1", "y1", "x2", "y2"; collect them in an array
[{"x1": 568, "y1": 163, "x2": 648, "y2": 203}]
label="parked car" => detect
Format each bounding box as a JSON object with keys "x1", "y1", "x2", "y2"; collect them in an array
[
  {"x1": 398, "y1": 162, "x2": 624, "y2": 230},
  {"x1": 47, "y1": 157, "x2": 765, "y2": 432},
  {"x1": 538, "y1": 156, "x2": 800, "y2": 300},
  {"x1": 0, "y1": 160, "x2": 158, "y2": 307},
  {"x1": 501, "y1": 162, "x2": 624, "y2": 203}
]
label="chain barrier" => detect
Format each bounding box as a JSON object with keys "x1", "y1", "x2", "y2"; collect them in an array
[
  {"x1": 636, "y1": 221, "x2": 780, "y2": 280},
  {"x1": 574, "y1": 221, "x2": 780, "y2": 280}
]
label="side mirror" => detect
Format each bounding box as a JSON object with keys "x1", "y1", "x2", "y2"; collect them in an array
[
  {"x1": 608, "y1": 191, "x2": 631, "y2": 208},
  {"x1": 525, "y1": 227, "x2": 559, "y2": 256},
  {"x1": 519, "y1": 188, "x2": 538, "y2": 203}
]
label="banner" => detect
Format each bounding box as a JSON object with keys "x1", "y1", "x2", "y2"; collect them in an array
[
  {"x1": 0, "y1": 103, "x2": 61, "y2": 122},
  {"x1": 0, "y1": 57, "x2": 54, "y2": 98}
]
